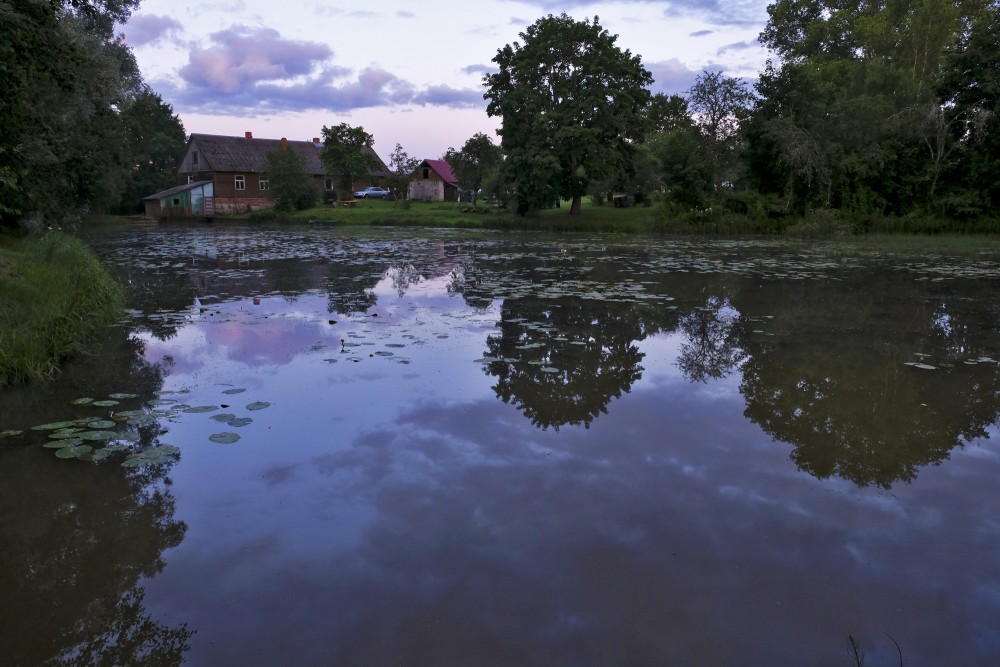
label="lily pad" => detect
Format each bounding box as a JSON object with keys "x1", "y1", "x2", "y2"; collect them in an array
[
  {"x1": 76, "y1": 430, "x2": 119, "y2": 441},
  {"x1": 44, "y1": 438, "x2": 83, "y2": 448},
  {"x1": 211, "y1": 413, "x2": 238, "y2": 423},
  {"x1": 31, "y1": 421, "x2": 79, "y2": 431},
  {"x1": 209, "y1": 432, "x2": 241, "y2": 444},
  {"x1": 109, "y1": 393, "x2": 138, "y2": 399},
  {"x1": 0, "y1": 429, "x2": 23, "y2": 438},
  {"x1": 122, "y1": 445, "x2": 181, "y2": 468},
  {"x1": 92, "y1": 445, "x2": 130, "y2": 462},
  {"x1": 55, "y1": 444, "x2": 93, "y2": 459},
  {"x1": 92, "y1": 400, "x2": 120, "y2": 407},
  {"x1": 86, "y1": 419, "x2": 116, "y2": 429},
  {"x1": 70, "y1": 397, "x2": 94, "y2": 405},
  {"x1": 246, "y1": 401, "x2": 271, "y2": 411},
  {"x1": 222, "y1": 388, "x2": 247, "y2": 395},
  {"x1": 48, "y1": 429, "x2": 82, "y2": 439},
  {"x1": 183, "y1": 405, "x2": 220, "y2": 413}
]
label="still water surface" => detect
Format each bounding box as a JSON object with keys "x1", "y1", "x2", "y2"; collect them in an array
[{"x1": 2, "y1": 224, "x2": 1000, "y2": 666}]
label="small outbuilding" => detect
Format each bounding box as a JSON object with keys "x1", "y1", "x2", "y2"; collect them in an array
[
  {"x1": 408, "y1": 159, "x2": 459, "y2": 202},
  {"x1": 144, "y1": 180, "x2": 215, "y2": 219}
]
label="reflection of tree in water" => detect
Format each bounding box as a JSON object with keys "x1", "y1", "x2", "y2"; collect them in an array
[
  {"x1": 676, "y1": 296, "x2": 745, "y2": 382},
  {"x1": 0, "y1": 327, "x2": 192, "y2": 665},
  {"x1": 325, "y1": 261, "x2": 379, "y2": 315},
  {"x1": 483, "y1": 296, "x2": 660, "y2": 430},
  {"x1": 387, "y1": 264, "x2": 424, "y2": 297},
  {"x1": 734, "y1": 276, "x2": 1000, "y2": 489}
]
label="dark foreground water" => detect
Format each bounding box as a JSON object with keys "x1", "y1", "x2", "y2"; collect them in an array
[{"x1": 2, "y1": 224, "x2": 1000, "y2": 666}]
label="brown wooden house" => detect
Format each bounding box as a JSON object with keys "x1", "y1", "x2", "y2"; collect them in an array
[
  {"x1": 408, "y1": 159, "x2": 459, "y2": 202},
  {"x1": 175, "y1": 132, "x2": 388, "y2": 214}
]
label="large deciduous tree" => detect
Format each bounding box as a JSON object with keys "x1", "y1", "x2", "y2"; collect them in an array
[
  {"x1": 114, "y1": 89, "x2": 187, "y2": 214},
  {"x1": 747, "y1": 0, "x2": 989, "y2": 218},
  {"x1": 1, "y1": 0, "x2": 143, "y2": 228},
  {"x1": 443, "y1": 133, "x2": 502, "y2": 203},
  {"x1": 319, "y1": 123, "x2": 380, "y2": 201},
  {"x1": 484, "y1": 14, "x2": 653, "y2": 215}
]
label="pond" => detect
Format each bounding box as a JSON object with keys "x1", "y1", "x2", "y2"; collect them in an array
[{"x1": 2, "y1": 223, "x2": 1000, "y2": 666}]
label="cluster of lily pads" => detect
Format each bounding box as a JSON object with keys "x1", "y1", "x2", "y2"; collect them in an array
[{"x1": 16, "y1": 389, "x2": 272, "y2": 468}]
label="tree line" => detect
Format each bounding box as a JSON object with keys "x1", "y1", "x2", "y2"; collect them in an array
[
  {"x1": 468, "y1": 4, "x2": 1000, "y2": 228},
  {"x1": 4, "y1": 1, "x2": 997, "y2": 230},
  {"x1": 1, "y1": 0, "x2": 186, "y2": 229}
]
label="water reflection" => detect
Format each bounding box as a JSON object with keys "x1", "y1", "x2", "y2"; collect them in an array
[
  {"x1": 22, "y1": 225, "x2": 996, "y2": 665},
  {"x1": 482, "y1": 296, "x2": 657, "y2": 430},
  {"x1": 0, "y1": 327, "x2": 192, "y2": 665}
]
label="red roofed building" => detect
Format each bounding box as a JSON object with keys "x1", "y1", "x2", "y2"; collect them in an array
[{"x1": 408, "y1": 159, "x2": 459, "y2": 202}]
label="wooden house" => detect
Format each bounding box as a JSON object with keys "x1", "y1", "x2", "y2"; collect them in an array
[
  {"x1": 173, "y1": 132, "x2": 389, "y2": 214},
  {"x1": 408, "y1": 159, "x2": 459, "y2": 202}
]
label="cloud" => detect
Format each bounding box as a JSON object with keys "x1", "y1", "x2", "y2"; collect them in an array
[
  {"x1": 717, "y1": 39, "x2": 759, "y2": 55},
  {"x1": 462, "y1": 64, "x2": 493, "y2": 75},
  {"x1": 412, "y1": 85, "x2": 486, "y2": 108},
  {"x1": 690, "y1": 29, "x2": 713, "y2": 37},
  {"x1": 646, "y1": 57, "x2": 700, "y2": 95},
  {"x1": 396, "y1": 10, "x2": 416, "y2": 18},
  {"x1": 505, "y1": 0, "x2": 770, "y2": 28},
  {"x1": 179, "y1": 25, "x2": 333, "y2": 94},
  {"x1": 125, "y1": 14, "x2": 183, "y2": 47}
]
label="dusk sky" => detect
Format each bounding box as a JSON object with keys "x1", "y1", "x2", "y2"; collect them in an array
[{"x1": 123, "y1": 0, "x2": 772, "y2": 163}]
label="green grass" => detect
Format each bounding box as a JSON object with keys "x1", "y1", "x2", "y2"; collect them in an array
[
  {"x1": 0, "y1": 232, "x2": 126, "y2": 386},
  {"x1": 281, "y1": 197, "x2": 666, "y2": 232}
]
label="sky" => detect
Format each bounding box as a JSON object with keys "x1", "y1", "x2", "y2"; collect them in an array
[{"x1": 123, "y1": 0, "x2": 773, "y2": 164}]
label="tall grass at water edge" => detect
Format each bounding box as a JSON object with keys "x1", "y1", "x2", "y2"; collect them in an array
[{"x1": 0, "y1": 232, "x2": 125, "y2": 386}]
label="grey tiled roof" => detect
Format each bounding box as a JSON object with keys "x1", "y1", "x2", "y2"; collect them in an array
[{"x1": 187, "y1": 134, "x2": 325, "y2": 175}]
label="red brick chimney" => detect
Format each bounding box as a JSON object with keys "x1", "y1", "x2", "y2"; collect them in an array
[
  {"x1": 245, "y1": 131, "x2": 253, "y2": 139},
  {"x1": 313, "y1": 137, "x2": 320, "y2": 144}
]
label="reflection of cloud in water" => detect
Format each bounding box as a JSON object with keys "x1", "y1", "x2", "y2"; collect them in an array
[{"x1": 182, "y1": 386, "x2": 1000, "y2": 665}]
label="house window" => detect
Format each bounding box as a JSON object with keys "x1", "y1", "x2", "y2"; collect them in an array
[
  {"x1": 172, "y1": 198, "x2": 180, "y2": 206},
  {"x1": 187, "y1": 175, "x2": 194, "y2": 184},
  {"x1": 325, "y1": 179, "x2": 333, "y2": 191},
  {"x1": 235, "y1": 175, "x2": 245, "y2": 191},
  {"x1": 422, "y1": 168, "x2": 429, "y2": 179},
  {"x1": 192, "y1": 151, "x2": 199, "y2": 167},
  {"x1": 259, "y1": 177, "x2": 269, "y2": 191}
]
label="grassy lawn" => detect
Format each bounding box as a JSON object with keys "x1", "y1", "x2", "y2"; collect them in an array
[
  {"x1": 0, "y1": 232, "x2": 125, "y2": 386},
  {"x1": 275, "y1": 197, "x2": 667, "y2": 233}
]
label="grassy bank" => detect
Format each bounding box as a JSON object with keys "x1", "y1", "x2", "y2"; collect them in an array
[
  {"x1": 0, "y1": 232, "x2": 125, "y2": 386},
  {"x1": 237, "y1": 198, "x2": 1000, "y2": 236}
]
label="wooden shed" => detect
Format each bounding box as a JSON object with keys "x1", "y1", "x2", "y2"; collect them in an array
[{"x1": 144, "y1": 180, "x2": 215, "y2": 219}]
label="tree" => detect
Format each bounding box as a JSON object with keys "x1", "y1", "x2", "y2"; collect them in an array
[
  {"x1": 484, "y1": 14, "x2": 653, "y2": 215},
  {"x1": 319, "y1": 123, "x2": 380, "y2": 200},
  {"x1": 114, "y1": 89, "x2": 187, "y2": 214},
  {"x1": 0, "y1": 1, "x2": 144, "y2": 228},
  {"x1": 386, "y1": 143, "x2": 419, "y2": 201},
  {"x1": 263, "y1": 146, "x2": 319, "y2": 212},
  {"x1": 748, "y1": 0, "x2": 986, "y2": 218},
  {"x1": 443, "y1": 133, "x2": 502, "y2": 203},
  {"x1": 686, "y1": 70, "x2": 753, "y2": 194}
]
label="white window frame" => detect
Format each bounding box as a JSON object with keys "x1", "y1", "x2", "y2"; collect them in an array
[
  {"x1": 259, "y1": 177, "x2": 269, "y2": 191},
  {"x1": 235, "y1": 175, "x2": 245, "y2": 191}
]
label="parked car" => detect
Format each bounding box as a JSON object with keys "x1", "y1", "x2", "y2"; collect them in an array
[{"x1": 353, "y1": 186, "x2": 390, "y2": 199}]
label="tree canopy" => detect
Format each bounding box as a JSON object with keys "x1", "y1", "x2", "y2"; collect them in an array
[
  {"x1": 1, "y1": 0, "x2": 148, "y2": 228},
  {"x1": 484, "y1": 14, "x2": 653, "y2": 215},
  {"x1": 443, "y1": 133, "x2": 503, "y2": 203},
  {"x1": 263, "y1": 146, "x2": 319, "y2": 212},
  {"x1": 319, "y1": 123, "x2": 380, "y2": 200}
]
